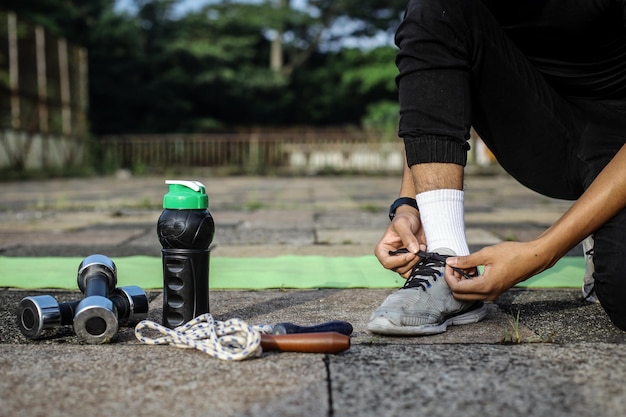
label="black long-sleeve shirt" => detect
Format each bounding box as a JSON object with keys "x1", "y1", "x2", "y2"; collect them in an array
[{"x1": 483, "y1": 0, "x2": 626, "y2": 101}]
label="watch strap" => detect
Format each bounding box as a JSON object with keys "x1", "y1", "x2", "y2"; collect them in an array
[{"x1": 389, "y1": 197, "x2": 418, "y2": 221}]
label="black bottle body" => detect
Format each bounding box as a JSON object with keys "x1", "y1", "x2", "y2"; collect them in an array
[{"x1": 157, "y1": 208, "x2": 214, "y2": 328}]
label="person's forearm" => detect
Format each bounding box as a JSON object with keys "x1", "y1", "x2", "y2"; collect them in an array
[
  {"x1": 399, "y1": 154, "x2": 417, "y2": 198},
  {"x1": 400, "y1": 154, "x2": 465, "y2": 197},
  {"x1": 537, "y1": 143, "x2": 626, "y2": 265}
]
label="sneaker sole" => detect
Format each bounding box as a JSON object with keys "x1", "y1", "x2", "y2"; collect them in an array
[{"x1": 367, "y1": 302, "x2": 488, "y2": 336}]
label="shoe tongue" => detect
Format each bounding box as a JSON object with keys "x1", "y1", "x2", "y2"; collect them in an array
[{"x1": 429, "y1": 247, "x2": 456, "y2": 257}]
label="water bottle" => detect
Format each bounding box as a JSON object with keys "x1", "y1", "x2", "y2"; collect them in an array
[{"x1": 157, "y1": 180, "x2": 215, "y2": 328}]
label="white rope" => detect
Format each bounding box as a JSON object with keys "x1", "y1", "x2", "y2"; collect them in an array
[{"x1": 134, "y1": 313, "x2": 273, "y2": 361}]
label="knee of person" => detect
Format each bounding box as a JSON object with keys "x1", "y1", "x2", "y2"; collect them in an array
[
  {"x1": 605, "y1": 308, "x2": 626, "y2": 332},
  {"x1": 408, "y1": 0, "x2": 469, "y2": 10},
  {"x1": 595, "y1": 280, "x2": 626, "y2": 332},
  {"x1": 399, "y1": 0, "x2": 484, "y2": 49},
  {"x1": 404, "y1": 0, "x2": 474, "y2": 22}
]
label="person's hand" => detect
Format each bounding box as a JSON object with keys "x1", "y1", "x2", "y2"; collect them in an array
[
  {"x1": 444, "y1": 240, "x2": 555, "y2": 300},
  {"x1": 374, "y1": 207, "x2": 426, "y2": 278}
]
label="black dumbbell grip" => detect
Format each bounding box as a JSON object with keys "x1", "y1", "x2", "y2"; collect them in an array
[
  {"x1": 58, "y1": 301, "x2": 80, "y2": 325},
  {"x1": 83, "y1": 273, "x2": 110, "y2": 298}
]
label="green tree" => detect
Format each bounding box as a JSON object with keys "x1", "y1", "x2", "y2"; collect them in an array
[
  {"x1": 2, "y1": 0, "x2": 112, "y2": 41},
  {"x1": 341, "y1": 47, "x2": 399, "y2": 134},
  {"x1": 286, "y1": 46, "x2": 398, "y2": 126},
  {"x1": 270, "y1": 0, "x2": 406, "y2": 78},
  {"x1": 3, "y1": 0, "x2": 406, "y2": 133}
]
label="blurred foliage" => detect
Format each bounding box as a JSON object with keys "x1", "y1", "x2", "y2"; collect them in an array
[{"x1": 1, "y1": 0, "x2": 405, "y2": 134}]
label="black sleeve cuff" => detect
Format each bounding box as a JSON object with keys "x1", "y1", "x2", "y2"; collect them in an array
[{"x1": 404, "y1": 135, "x2": 469, "y2": 167}]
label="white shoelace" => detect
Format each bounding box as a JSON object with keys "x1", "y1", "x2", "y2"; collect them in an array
[{"x1": 134, "y1": 313, "x2": 273, "y2": 361}]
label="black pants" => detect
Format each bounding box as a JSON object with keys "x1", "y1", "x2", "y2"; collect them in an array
[{"x1": 396, "y1": 0, "x2": 626, "y2": 330}]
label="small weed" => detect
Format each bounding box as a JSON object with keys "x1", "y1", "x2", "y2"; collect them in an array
[
  {"x1": 137, "y1": 197, "x2": 156, "y2": 209},
  {"x1": 244, "y1": 201, "x2": 267, "y2": 211},
  {"x1": 501, "y1": 309, "x2": 523, "y2": 344},
  {"x1": 501, "y1": 308, "x2": 546, "y2": 344},
  {"x1": 359, "y1": 204, "x2": 382, "y2": 213},
  {"x1": 34, "y1": 195, "x2": 70, "y2": 210}
]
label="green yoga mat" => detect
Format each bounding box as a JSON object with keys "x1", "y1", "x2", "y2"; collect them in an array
[{"x1": 0, "y1": 255, "x2": 584, "y2": 290}]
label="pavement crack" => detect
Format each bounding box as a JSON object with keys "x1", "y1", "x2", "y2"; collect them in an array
[{"x1": 324, "y1": 355, "x2": 335, "y2": 417}]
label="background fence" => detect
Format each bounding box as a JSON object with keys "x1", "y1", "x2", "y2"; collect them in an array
[
  {"x1": 100, "y1": 129, "x2": 495, "y2": 175},
  {"x1": 100, "y1": 129, "x2": 405, "y2": 175},
  {"x1": 0, "y1": 11, "x2": 88, "y2": 171}
]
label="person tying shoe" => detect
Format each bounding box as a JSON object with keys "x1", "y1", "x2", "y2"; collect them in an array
[{"x1": 368, "y1": 0, "x2": 626, "y2": 335}]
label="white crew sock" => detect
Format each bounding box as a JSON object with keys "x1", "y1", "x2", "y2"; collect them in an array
[{"x1": 415, "y1": 189, "x2": 469, "y2": 256}]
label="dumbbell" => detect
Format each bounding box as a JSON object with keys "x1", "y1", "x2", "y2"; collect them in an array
[
  {"x1": 72, "y1": 254, "x2": 119, "y2": 344},
  {"x1": 17, "y1": 286, "x2": 149, "y2": 340}
]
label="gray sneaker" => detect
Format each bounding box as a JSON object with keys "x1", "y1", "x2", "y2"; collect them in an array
[
  {"x1": 367, "y1": 248, "x2": 487, "y2": 335},
  {"x1": 582, "y1": 235, "x2": 599, "y2": 303}
]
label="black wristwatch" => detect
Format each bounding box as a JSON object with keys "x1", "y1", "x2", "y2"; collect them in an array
[{"x1": 388, "y1": 197, "x2": 418, "y2": 221}]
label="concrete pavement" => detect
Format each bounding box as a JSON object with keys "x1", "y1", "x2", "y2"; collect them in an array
[{"x1": 1, "y1": 173, "x2": 625, "y2": 417}]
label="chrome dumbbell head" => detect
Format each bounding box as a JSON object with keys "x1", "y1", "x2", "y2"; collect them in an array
[
  {"x1": 111, "y1": 286, "x2": 149, "y2": 326},
  {"x1": 17, "y1": 295, "x2": 69, "y2": 339},
  {"x1": 77, "y1": 254, "x2": 117, "y2": 295},
  {"x1": 73, "y1": 285, "x2": 151, "y2": 344},
  {"x1": 73, "y1": 296, "x2": 118, "y2": 344}
]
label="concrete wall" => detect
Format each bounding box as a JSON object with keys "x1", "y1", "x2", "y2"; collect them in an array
[{"x1": 0, "y1": 129, "x2": 86, "y2": 170}]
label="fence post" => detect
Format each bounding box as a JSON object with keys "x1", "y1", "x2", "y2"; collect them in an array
[
  {"x1": 248, "y1": 131, "x2": 259, "y2": 173},
  {"x1": 8, "y1": 12, "x2": 20, "y2": 131}
]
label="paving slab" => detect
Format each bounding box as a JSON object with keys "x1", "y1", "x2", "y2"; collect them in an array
[
  {"x1": 0, "y1": 173, "x2": 623, "y2": 417},
  {"x1": 0, "y1": 344, "x2": 329, "y2": 417},
  {"x1": 330, "y1": 343, "x2": 626, "y2": 417}
]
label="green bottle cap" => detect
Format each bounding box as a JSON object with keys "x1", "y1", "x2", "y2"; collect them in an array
[{"x1": 163, "y1": 180, "x2": 208, "y2": 209}]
